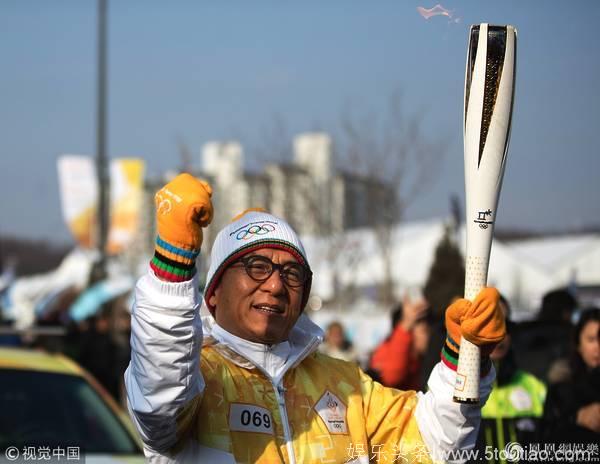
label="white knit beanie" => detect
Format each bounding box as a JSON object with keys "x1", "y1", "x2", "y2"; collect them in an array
[{"x1": 203, "y1": 210, "x2": 312, "y2": 314}]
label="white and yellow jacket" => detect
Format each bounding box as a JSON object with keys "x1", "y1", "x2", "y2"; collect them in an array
[{"x1": 125, "y1": 271, "x2": 494, "y2": 463}]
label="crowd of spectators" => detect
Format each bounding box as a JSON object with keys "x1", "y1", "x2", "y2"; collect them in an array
[{"x1": 357, "y1": 288, "x2": 600, "y2": 459}]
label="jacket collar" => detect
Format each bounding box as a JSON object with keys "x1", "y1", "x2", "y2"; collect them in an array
[{"x1": 201, "y1": 313, "x2": 324, "y2": 383}]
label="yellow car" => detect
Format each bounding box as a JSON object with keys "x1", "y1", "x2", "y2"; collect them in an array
[{"x1": 0, "y1": 347, "x2": 144, "y2": 463}]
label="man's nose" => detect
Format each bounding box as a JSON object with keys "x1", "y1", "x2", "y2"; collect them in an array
[{"x1": 261, "y1": 268, "x2": 286, "y2": 293}]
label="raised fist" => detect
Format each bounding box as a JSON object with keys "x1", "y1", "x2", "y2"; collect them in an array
[
  {"x1": 155, "y1": 173, "x2": 213, "y2": 252},
  {"x1": 445, "y1": 287, "x2": 506, "y2": 355}
]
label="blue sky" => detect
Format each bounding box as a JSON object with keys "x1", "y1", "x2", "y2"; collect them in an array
[{"x1": 1, "y1": 0, "x2": 599, "y2": 244}]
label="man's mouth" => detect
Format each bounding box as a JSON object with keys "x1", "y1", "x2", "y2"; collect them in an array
[{"x1": 253, "y1": 304, "x2": 284, "y2": 315}]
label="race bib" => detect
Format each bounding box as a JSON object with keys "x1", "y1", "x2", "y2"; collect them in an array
[{"x1": 229, "y1": 403, "x2": 274, "y2": 435}]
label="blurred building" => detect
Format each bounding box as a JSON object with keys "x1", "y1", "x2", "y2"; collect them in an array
[
  {"x1": 135, "y1": 132, "x2": 395, "y2": 272},
  {"x1": 200, "y1": 132, "x2": 395, "y2": 239}
]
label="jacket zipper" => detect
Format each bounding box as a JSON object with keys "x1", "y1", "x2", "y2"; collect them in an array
[{"x1": 274, "y1": 382, "x2": 296, "y2": 464}]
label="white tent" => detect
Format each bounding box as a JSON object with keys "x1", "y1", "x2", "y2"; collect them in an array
[
  {"x1": 510, "y1": 235, "x2": 600, "y2": 286},
  {"x1": 301, "y1": 219, "x2": 600, "y2": 320}
]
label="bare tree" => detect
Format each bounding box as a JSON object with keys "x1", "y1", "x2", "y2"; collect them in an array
[
  {"x1": 175, "y1": 135, "x2": 194, "y2": 173},
  {"x1": 335, "y1": 91, "x2": 447, "y2": 305},
  {"x1": 218, "y1": 97, "x2": 446, "y2": 309},
  {"x1": 247, "y1": 113, "x2": 293, "y2": 167}
]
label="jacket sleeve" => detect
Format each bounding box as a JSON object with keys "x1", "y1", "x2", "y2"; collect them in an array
[
  {"x1": 415, "y1": 362, "x2": 495, "y2": 463},
  {"x1": 124, "y1": 269, "x2": 204, "y2": 455},
  {"x1": 363, "y1": 361, "x2": 494, "y2": 464}
]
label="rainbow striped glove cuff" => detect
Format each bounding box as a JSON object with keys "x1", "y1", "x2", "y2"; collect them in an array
[
  {"x1": 150, "y1": 173, "x2": 213, "y2": 282},
  {"x1": 150, "y1": 235, "x2": 199, "y2": 282},
  {"x1": 441, "y1": 334, "x2": 492, "y2": 377}
]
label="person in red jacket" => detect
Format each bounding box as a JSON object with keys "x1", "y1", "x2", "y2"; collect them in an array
[{"x1": 368, "y1": 296, "x2": 431, "y2": 390}]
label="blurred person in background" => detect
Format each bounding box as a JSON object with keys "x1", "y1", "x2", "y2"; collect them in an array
[
  {"x1": 112, "y1": 296, "x2": 133, "y2": 406},
  {"x1": 541, "y1": 307, "x2": 600, "y2": 444},
  {"x1": 515, "y1": 288, "x2": 577, "y2": 383},
  {"x1": 78, "y1": 300, "x2": 131, "y2": 404},
  {"x1": 319, "y1": 320, "x2": 358, "y2": 363},
  {"x1": 78, "y1": 309, "x2": 119, "y2": 399},
  {"x1": 367, "y1": 297, "x2": 431, "y2": 391},
  {"x1": 126, "y1": 173, "x2": 506, "y2": 463},
  {"x1": 469, "y1": 295, "x2": 546, "y2": 463}
]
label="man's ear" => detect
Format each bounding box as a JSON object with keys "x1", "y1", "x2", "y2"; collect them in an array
[{"x1": 208, "y1": 290, "x2": 217, "y2": 309}]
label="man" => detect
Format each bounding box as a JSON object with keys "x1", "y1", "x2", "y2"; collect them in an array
[{"x1": 125, "y1": 173, "x2": 505, "y2": 463}]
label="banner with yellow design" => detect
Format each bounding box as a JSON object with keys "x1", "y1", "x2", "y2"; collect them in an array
[{"x1": 57, "y1": 155, "x2": 145, "y2": 254}]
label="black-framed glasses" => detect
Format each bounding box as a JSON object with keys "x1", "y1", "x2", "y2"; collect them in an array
[{"x1": 233, "y1": 255, "x2": 311, "y2": 288}]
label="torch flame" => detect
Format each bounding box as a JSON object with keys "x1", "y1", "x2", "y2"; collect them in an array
[{"x1": 417, "y1": 4, "x2": 456, "y2": 21}]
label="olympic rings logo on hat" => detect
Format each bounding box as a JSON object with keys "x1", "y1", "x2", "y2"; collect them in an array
[{"x1": 232, "y1": 221, "x2": 278, "y2": 241}]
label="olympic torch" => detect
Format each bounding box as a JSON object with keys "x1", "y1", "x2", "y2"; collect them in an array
[{"x1": 453, "y1": 24, "x2": 517, "y2": 403}]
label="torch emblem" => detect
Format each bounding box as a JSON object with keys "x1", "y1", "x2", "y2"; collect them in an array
[{"x1": 474, "y1": 209, "x2": 493, "y2": 229}]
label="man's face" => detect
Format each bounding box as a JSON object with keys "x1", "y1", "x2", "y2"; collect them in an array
[
  {"x1": 412, "y1": 321, "x2": 430, "y2": 356},
  {"x1": 326, "y1": 324, "x2": 345, "y2": 349},
  {"x1": 578, "y1": 320, "x2": 600, "y2": 369},
  {"x1": 489, "y1": 299, "x2": 511, "y2": 361},
  {"x1": 209, "y1": 248, "x2": 305, "y2": 344},
  {"x1": 490, "y1": 333, "x2": 511, "y2": 361}
]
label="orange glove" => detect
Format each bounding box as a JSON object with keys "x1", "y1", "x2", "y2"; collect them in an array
[
  {"x1": 442, "y1": 288, "x2": 506, "y2": 372},
  {"x1": 151, "y1": 173, "x2": 213, "y2": 282}
]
